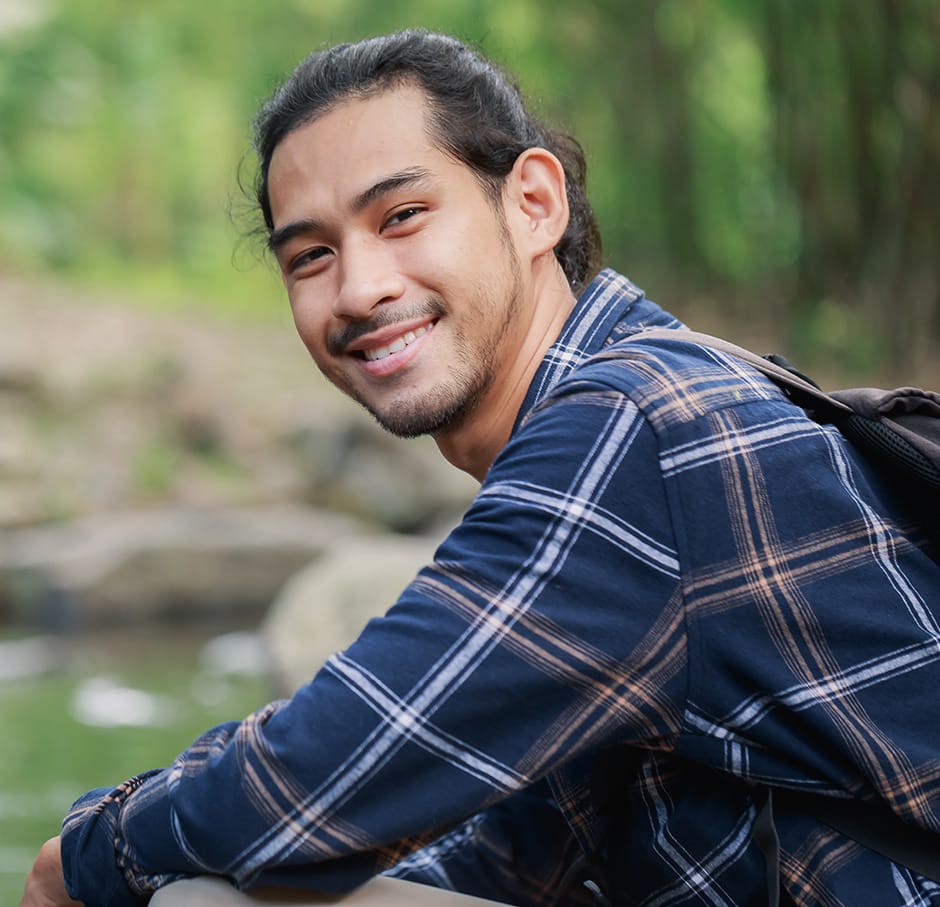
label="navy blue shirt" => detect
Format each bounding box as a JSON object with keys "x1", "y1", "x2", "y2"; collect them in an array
[{"x1": 63, "y1": 270, "x2": 940, "y2": 905}]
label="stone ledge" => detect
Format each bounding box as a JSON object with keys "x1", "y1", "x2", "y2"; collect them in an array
[{"x1": 151, "y1": 875, "x2": 501, "y2": 905}]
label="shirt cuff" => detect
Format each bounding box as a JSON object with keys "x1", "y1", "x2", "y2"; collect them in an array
[{"x1": 61, "y1": 771, "x2": 163, "y2": 907}]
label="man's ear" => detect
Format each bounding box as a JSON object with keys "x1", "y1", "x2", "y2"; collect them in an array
[{"x1": 507, "y1": 147, "x2": 569, "y2": 261}]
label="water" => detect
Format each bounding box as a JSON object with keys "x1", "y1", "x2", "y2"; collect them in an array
[{"x1": 0, "y1": 627, "x2": 272, "y2": 903}]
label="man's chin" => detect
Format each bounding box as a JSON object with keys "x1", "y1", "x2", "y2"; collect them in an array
[
  {"x1": 364, "y1": 392, "x2": 480, "y2": 440},
  {"x1": 368, "y1": 405, "x2": 463, "y2": 439}
]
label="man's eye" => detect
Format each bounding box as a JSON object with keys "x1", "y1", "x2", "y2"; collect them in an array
[
  {"x1": 289, "y1": 247, "x2": 330, "y2": 273},
  {"x1": 384, "y1": 207, "x2": 423, "y2": 228}
]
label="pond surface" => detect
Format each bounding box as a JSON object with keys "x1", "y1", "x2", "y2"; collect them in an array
[{"x1": 0, "y1": 627, "x2": 272, "y2": 903}]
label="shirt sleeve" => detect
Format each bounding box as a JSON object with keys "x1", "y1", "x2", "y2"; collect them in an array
[{"x1": 60, "y1": 374, "x2": 688, "y2": 906}]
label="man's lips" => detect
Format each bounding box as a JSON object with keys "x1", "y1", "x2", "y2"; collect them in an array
[
  {"x1": 342, "y1": 318, "x2": 437, "y2": 360},
  {"x1": 362, "y1": 323, "x2": 431, "y2": 361}
]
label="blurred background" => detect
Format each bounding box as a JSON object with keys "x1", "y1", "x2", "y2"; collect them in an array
[{"x1": 1, "y1": 0, "x2": 938, "y2": 899}]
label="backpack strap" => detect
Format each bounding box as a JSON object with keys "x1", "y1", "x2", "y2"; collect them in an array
[{"x1": 626, "y1": 328, "x2": 854, "y2": 417}]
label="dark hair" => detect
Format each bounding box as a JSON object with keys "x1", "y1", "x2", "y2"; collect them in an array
[{"x1": 252, "y1": 29, "x2": 601, "y2": 290}]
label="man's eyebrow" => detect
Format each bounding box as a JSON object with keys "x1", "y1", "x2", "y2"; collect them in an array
[
  {"x1": 268, "y1": 218, "x2": 323, "y2": 257},
  {"x1": 351, "y1": 166, "x2": 433, "y2": 214},
  {"x1": 268, "y1": 167, "x2": 435, "y2": 258}
]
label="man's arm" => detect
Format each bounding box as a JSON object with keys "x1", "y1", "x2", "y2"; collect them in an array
[{"x1": 57, "y1": 382, "x2": 684, "y2": 905}]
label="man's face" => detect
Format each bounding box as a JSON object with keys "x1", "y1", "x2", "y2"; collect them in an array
[{"x1": 266, "y1": 85, "x2": 529, "y2": 440}]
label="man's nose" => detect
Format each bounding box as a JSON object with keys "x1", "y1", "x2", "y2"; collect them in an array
[{"x1": 333, "y1": 239, "x2": 405, "y2": 319}]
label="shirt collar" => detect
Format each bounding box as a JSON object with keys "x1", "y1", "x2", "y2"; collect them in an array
[{"x1": 515, "y1": 268, "x2": 681, "y2": 429}]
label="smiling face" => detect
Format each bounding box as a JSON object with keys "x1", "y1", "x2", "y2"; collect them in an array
[{"x1": 267, "y1": 84, "x2": 535, "y2": 450}]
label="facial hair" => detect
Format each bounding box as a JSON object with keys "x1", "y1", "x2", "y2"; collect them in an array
[{"x1": 325, "y1": 254, "x2": 525, "y2": 440}]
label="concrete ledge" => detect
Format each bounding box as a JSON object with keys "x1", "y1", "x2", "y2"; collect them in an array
[{"x1": 151, "y1": 875, "x2": 503, "y2": 906}]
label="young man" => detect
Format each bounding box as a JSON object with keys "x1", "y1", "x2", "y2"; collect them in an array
[{"x1": 23, "y1": 29, "x2": 940, "y2": 907}]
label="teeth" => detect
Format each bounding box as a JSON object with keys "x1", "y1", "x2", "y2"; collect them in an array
[{"x1": 363, "y1": 325, "x2": 428, "y2": 362}]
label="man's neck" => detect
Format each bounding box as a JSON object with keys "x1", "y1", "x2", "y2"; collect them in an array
[{"x1": 434, "y1": 264, "x2": 578, "y2": 482}]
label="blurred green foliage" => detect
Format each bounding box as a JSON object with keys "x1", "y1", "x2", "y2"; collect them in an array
[{"x1": 1, "y1": 0, "x2": 938, "y2": 371}]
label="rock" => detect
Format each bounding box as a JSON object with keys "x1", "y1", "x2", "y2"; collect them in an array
[
  {"x1": 0, "y1": 506, "x2": 369, "y2": 628},
  {"x1": 287, "y1": 419, "x2": 477, "y2": 532},
  {"x1": 262, "y1": 532, "x2": 443, "y2": 695}
]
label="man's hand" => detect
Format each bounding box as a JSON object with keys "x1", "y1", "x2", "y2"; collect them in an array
[{"x1": 20, "y1": 837, "x2": 83, "y2": 907}]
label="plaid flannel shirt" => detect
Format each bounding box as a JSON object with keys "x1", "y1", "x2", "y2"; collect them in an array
[{"x1": 62, "y1": 270, "x2": 940, "y2": 906}]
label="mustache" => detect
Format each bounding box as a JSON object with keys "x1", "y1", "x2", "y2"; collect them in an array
[{"x1": 328, "y1": 297, "x2": 446, "y2": 355}]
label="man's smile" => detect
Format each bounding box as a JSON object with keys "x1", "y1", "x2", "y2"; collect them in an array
[
  {"x1": 362, "y1": 322, "x2": 432, "y2": 361},
  {"x1": 341, "y1": 318, "x2": 438, "y2": 378}
]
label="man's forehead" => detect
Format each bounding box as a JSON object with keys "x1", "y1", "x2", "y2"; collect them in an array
[
  {"x1": 267, "y1": 86, "x2": 463, "y2": 227},
  {"x1": 277, "y1": 85, "x2": 435, "y2": 167}
]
